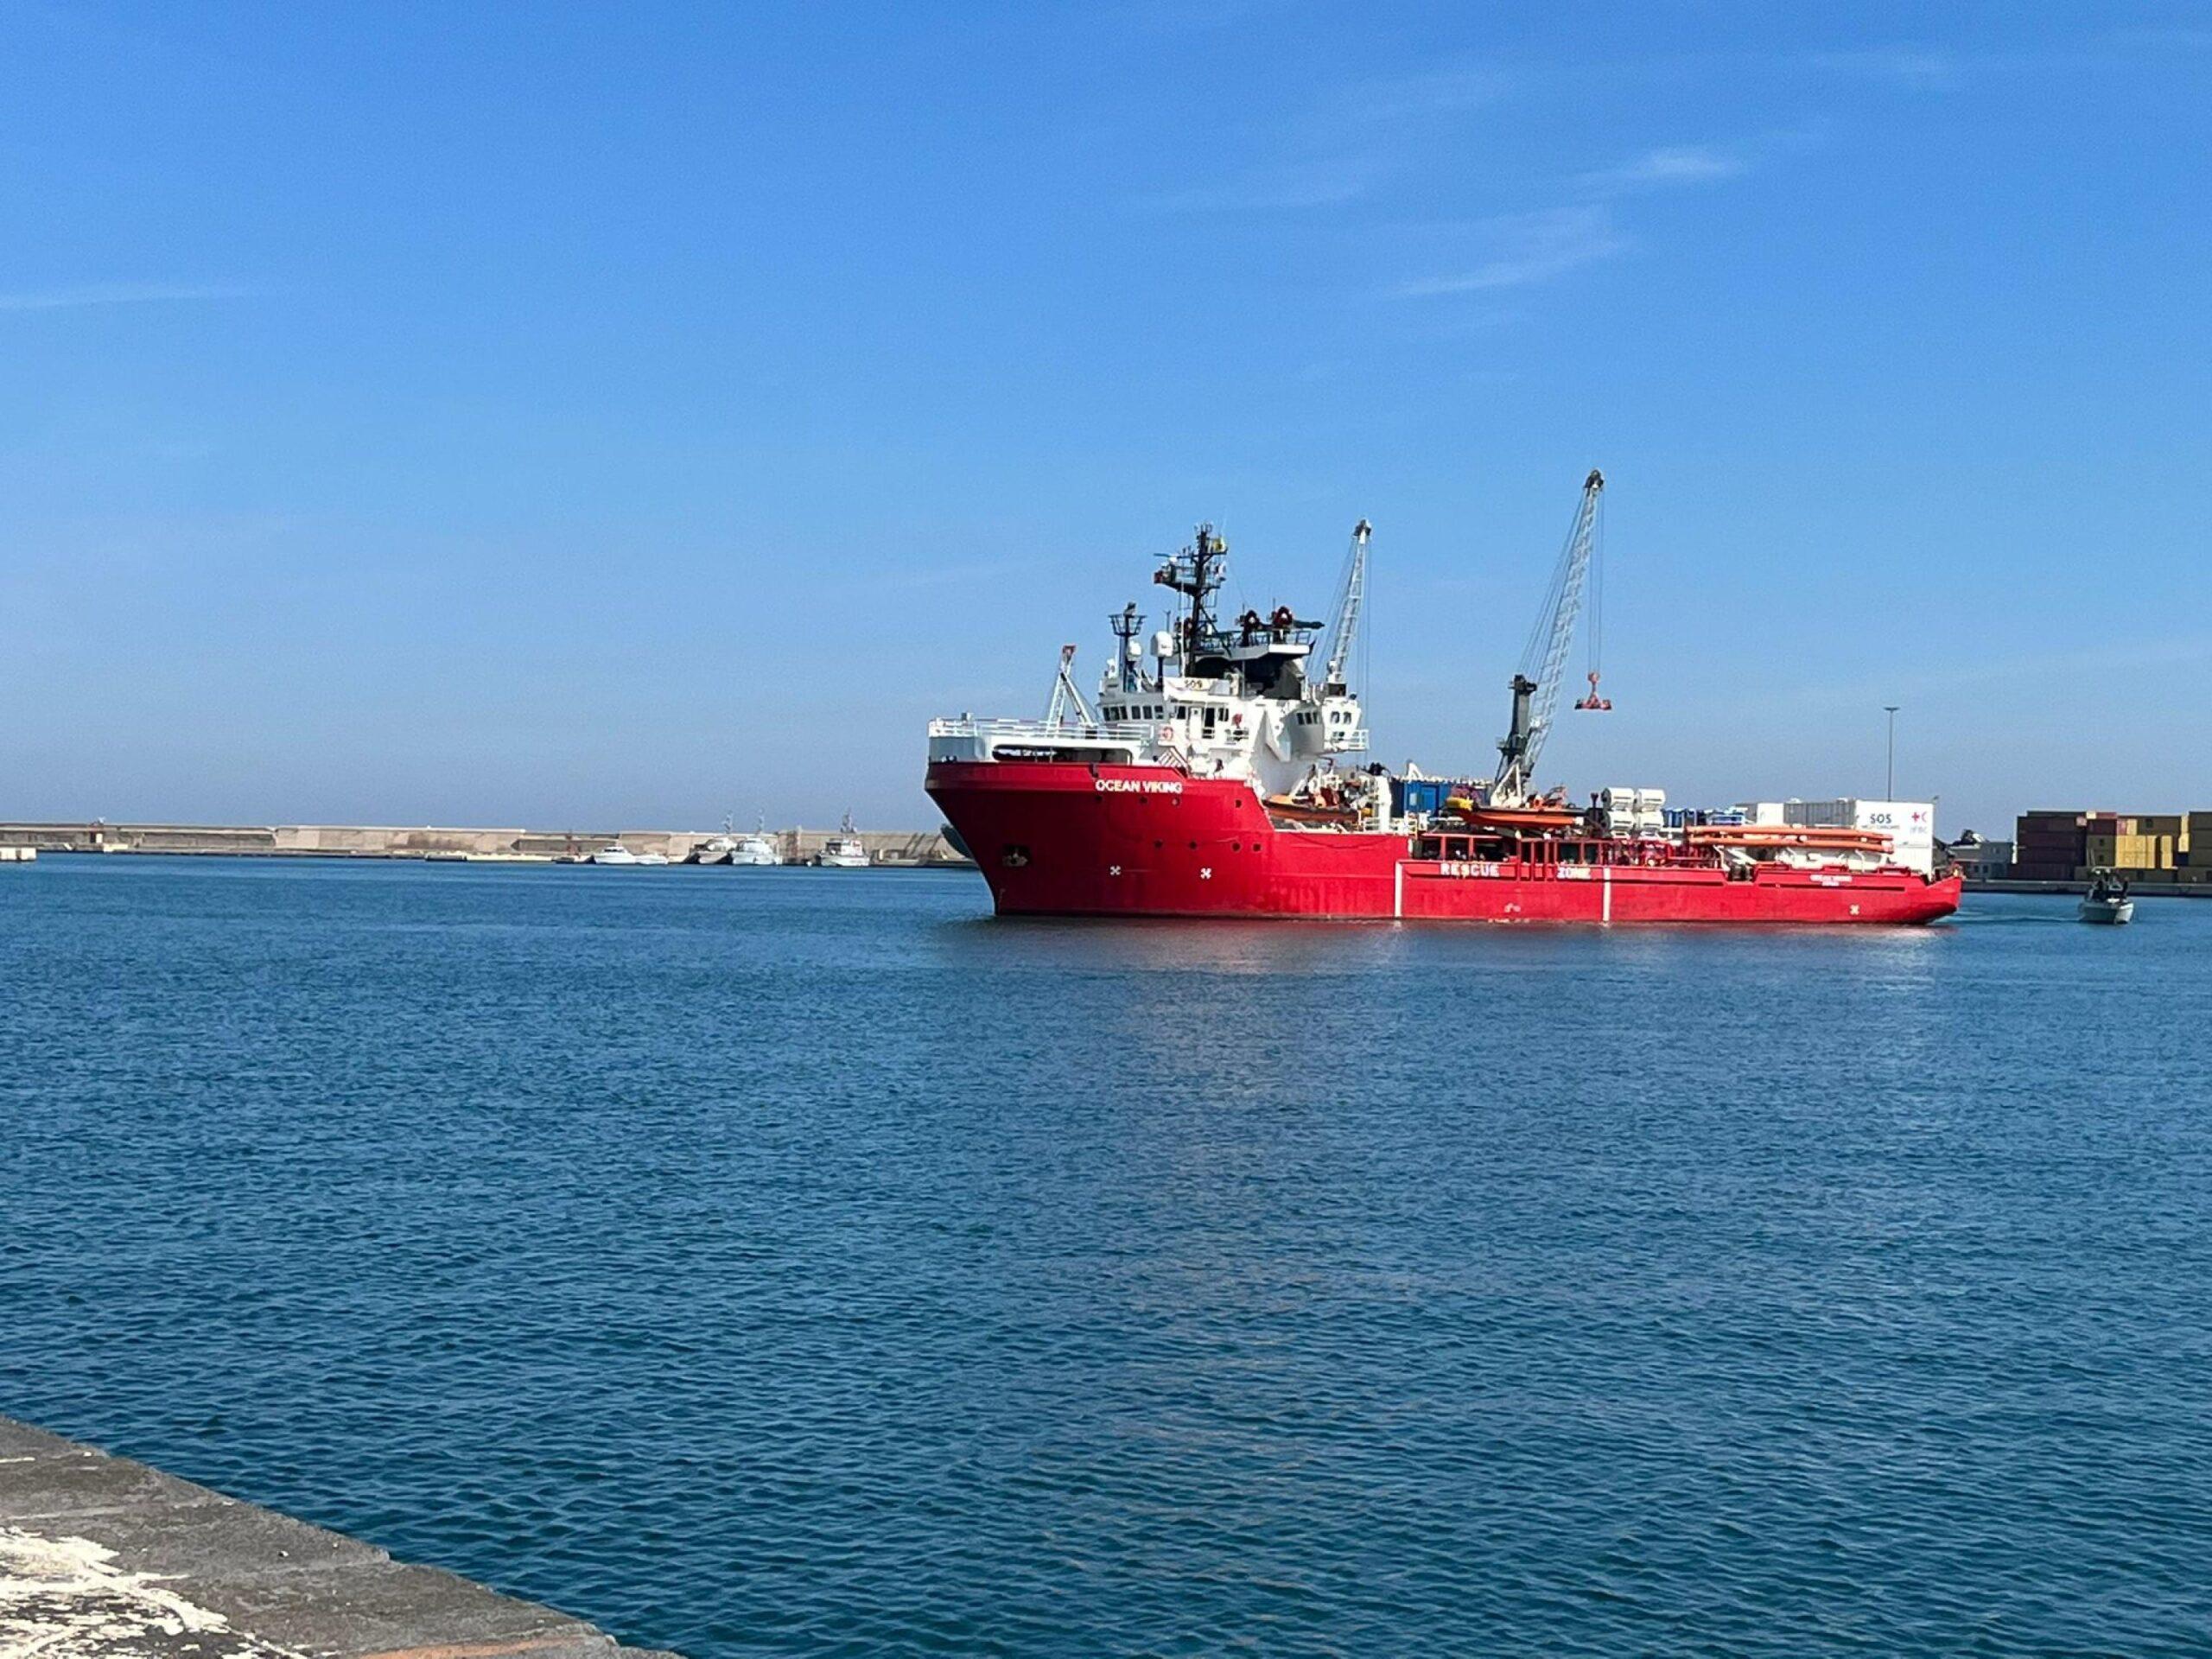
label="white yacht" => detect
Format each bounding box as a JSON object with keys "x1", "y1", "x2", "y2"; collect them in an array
[
  {"x1": 818, "y1": 814, "x2": 869, "y2": 868},
  {"x1": 691, "y1": 821, "x2": 737, "y2": 865},
  {"x1": 591, "y1": 842, "x2": 670, "y2": 867},
  {"x1": 733, "y1": 818, "x2": 781, "y2": 866}
]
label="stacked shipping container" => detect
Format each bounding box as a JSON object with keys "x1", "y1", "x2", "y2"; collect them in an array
[
  {"x1": 2012, "y1": 810, "x2": 2092, "y2": 880},
  {"x1": 2012, "y1": 809, "x2": 2202, "y2": 881}
]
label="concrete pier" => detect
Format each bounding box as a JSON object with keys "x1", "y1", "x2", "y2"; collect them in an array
[
  {"x1": 0, "y1": 1416, "x2": 676, "y2": 1659},
  {"x1": 1966, "y1": 877, "x2": 2212, "y2": 899}
]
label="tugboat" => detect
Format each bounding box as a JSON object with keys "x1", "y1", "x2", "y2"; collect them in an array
[
  {"x1": 2079, "y1": 870, "x2": 2134, "y2": 925},
  {"x1": 923, "y1": 474, "x2": 1963, "y2": 925}
]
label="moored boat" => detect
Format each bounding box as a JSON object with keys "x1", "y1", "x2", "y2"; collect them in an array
[
  {"x1": 590, "y1": 842, "x2": 670, "y2": 867},
  {"x1": 818, "y1": 814, "x2": 868, "y2": 868},
  {"x1": 732, "y1": 817, "x2": 781, "y2": 866}
]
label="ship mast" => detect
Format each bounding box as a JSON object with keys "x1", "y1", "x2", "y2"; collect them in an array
[
  {"x1": 1107, "y1": 603, "x2": 1147, "y2": 693},
  {"x1": 1154, "y1": 524, "x2": 1227, "y2": 665},
  {"x1": 1491, "y1": 468, "x2": 1605, "y2": 807}
]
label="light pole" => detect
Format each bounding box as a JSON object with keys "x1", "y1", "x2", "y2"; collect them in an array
[{"x1": 1884, "y1": 705, "x2": 1899, "y2": 800}]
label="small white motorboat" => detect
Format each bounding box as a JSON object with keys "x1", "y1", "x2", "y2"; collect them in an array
[
  {"x1": 818, "y1": 813, "x2": 869, "y2": 868},
  {"x1": 592, "y1": 842, "x2": 668, "y2": 867},
  {"x1": 691, "y1": 836, "x2": 736, "y2": 866},
  {"x1": 2079, "y1": 871, "x2": 2134, "y2": 925}
]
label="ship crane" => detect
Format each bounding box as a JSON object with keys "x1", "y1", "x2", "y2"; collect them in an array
[
  {"x1": 1043, "y1": 643, "x2": 1096, "y2": 727},
  {"x1": 1319, "y1": 518, "x2": 1371, "y2": 695},
  {"x1": 1491, "y1": 467, "x2": 1607, "y2": 808}
]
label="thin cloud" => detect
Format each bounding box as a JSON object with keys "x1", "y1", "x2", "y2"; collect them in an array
[
  {"x1": 2106, "y1": 24, "x2": 2212, "y2": 51},
  {"x1": 0, "y1": 283, "x2": 261, "y2": 314},
  {"x1": 1141, "y1": 61, "x2": 1507, "y2": 215},
  {"x1": 1808, "y1": 48, "x2": 1956, "y2": 88},
  {"x1": 1140, "y1": 156, "x2": 1375, "y2": 213},
  {"x1": 1355, "y1": 67, "x2": 1509, "y2": 121},
  {"x1": 1392, "y1": 207, "x2": 1628, "y2": 297},
  {"x1": 1584, "y1": 144, "x2": 1745, "y2": 193},
  {"x1": 1109, "y1": 0, "x2": 1295, "y2": 34}
]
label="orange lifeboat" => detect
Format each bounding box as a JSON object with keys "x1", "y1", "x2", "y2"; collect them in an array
[
  {"x1": 1265, "y1": 794, "x2": 1361, "y2": 828},
  {"x1": 1452, "y1": 804, "x2": 1585, "y2": 834}
]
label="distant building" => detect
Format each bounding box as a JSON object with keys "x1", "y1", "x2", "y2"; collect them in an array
[{"x1": 1944, "y1": 831, "x2": 2012, "y2": 880}]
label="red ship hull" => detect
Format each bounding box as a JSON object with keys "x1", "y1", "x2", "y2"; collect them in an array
[{"x1": 926, "y1": 760, "x2": 1962, "y2": 925}]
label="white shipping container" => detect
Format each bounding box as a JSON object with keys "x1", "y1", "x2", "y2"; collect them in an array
[
  {"x1": 1600, "y1": 786, "x2": 1668, "y2": 836},
  {"x1": 1849, "y1": 800, "x2": 1936, "y2": 874},
  {"x1": 1753, "y1": 797, "x2": 1938, "y2": 872},
  {"x1": 1783, "y1": 798, "x2": 1853, "y2": 829}
]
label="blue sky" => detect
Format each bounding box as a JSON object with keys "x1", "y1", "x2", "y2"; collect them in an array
[{"x1": 3, "y1": 3, "x2": 2209, "y2": 834}]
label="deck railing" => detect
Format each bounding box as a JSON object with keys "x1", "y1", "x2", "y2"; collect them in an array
[{"x1": 928, "y1": 716, "x2": 1159, "y2": 746}]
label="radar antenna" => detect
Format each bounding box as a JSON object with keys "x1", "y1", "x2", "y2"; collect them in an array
[
  {"x1": 1154, "y1": 524, "x2": 1227, "y2": 662},
  {"x1": 1107, "y1": 604, "x2": 1147, "y2": 693}
]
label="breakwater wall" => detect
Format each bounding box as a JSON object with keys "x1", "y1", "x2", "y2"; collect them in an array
[{"x1": 0, "y1": 821, "x2": 969, "y2": 867}]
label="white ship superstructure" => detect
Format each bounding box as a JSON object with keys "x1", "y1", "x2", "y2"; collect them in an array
[{"x1": 927, "y1": 521, "x2": 1386, "y2": 825}]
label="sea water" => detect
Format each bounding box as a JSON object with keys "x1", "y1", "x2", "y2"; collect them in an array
[{"x1": 3, "y1": 857, "x2": 2209, "y2": 1655}]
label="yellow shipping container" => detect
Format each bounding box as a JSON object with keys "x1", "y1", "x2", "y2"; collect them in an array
[
  {"x1": 2137, "y1": 816, "x2": 2185, "y2": 854},
  {"x1": 2090, "y1": 833, "x2": 2173, "y2": 868}
]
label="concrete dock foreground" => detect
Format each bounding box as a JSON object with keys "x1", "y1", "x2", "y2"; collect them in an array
[{"x1": 0, "y1": 1416, "x2": 676, "y2": 1659}]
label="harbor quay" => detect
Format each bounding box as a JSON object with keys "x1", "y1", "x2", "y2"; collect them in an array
[
  {"x1": 0, "y1": 821, "x2": 970, "y2": 868},
  {"x1": 1948, "y1": 807, "x2": 2212, "y2": 898},
  {"x1": 0, "y1": 1415, "x2": 677, "y2": 1659}
]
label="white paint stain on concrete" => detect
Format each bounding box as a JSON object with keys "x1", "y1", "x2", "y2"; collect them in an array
[{"x1": 0, "y1": 1526, "x2": 298, "y2": 1659}]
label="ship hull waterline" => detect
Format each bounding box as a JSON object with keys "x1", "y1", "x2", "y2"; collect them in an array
[{"x1": 927, "y1": 761, "x2": 1962, "y2": 925}]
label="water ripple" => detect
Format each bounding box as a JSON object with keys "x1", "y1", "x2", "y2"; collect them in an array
[{"x1": 3, "y1": 861, "x2": 2210, "y2": 1655}]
